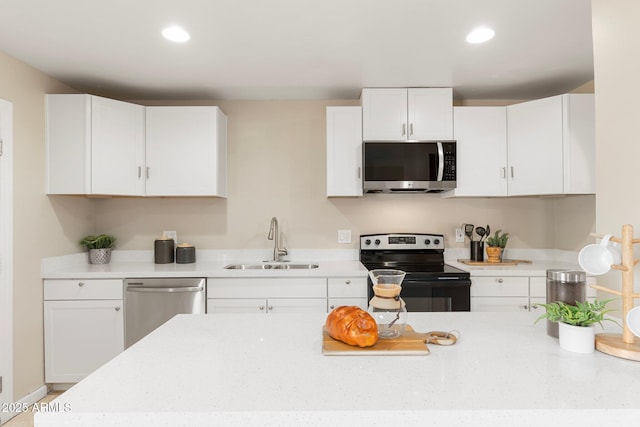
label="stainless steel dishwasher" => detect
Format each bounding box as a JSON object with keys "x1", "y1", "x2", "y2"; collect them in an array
[{"x1": 124, "y1": 278, "x2": 206, "y2": 348}]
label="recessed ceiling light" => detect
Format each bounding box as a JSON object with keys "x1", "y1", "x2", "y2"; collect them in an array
[
  {"x1": 466, "y1": 27, "x2": 495, "y2": 44},
  {"x1": 162, "y1": 25, "x2": 190, "y2": 43}
]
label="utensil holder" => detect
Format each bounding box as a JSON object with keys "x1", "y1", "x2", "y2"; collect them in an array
[{"x1": 470, "y1": 241, "x2": 484, "y2": 262}]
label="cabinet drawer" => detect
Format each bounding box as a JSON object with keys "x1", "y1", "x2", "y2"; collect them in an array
[
  {"x1": 44, "y1": 279, "x2": 123, "y2": 300},
  {"x1": 327, "y1": 277, "x2": 367, "y2": 298},
  {"x1": 471, "y1": 297, "x2": 529, "y2": 312},
  {"x1": 470, "y1": 277, "x2": 529, "y2": 297},
  {"x1": 328, "y1": 298, "x2": 368, "y2": 311},
  {"x1": 207, "y1": 278, "x2": 327, "y2": 298}
]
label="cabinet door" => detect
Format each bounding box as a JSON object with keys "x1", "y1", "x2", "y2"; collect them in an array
[
  {"x1": 91, "y1": 96, "x2": 145, "y2": 196},
  {"x1": 362, "y1": 88, "x2": 408, "y2": 141},
  {"x1": 326, "y1": 107, "x2": 363, "y2": 197},
  {"x1": 563, "y1": 94, "x2": 595, "y2": 194},
  {"x1": 145, "y1": 106, "x2": 227, "y2": 196},
  {"x1": 328, "y1": 298, "x2": 368, "y2": 311},
  {"x1": 450, "y1": 106, "x2": 508, "y2": 196},
  {"x1": 267, "y1": 298, "x2": 327, "y2": 313},
  {"x1": 408, "y1": 88, "x2": 453, "y2": 140},
  {"x1": 207, "y1": 298, "x2": 267, "y2": 314},
  {"x1": 507, "y1": 95, "x2": 563, "y2": 196},
  {"x1": 470, "y1": 277, "x2": 529, "y2": 297},
  {"x1": 471, "y1": 297, "x2": 529, "y2": 312},
  {"x1": 327, "y1": 277, "x2": 367, "y2": 298},
  {"x1": 44, "y1": 300, "x2": 124, "y2": 383}
]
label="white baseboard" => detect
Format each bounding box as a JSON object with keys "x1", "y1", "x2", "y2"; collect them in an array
[{"x1": 0, "y1": 385, "x2": 47, "y2": 425}]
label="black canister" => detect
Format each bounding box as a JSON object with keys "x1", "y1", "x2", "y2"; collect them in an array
[
  {"x1": 154, "y1": 238, "x2": 175, "y2": 264},
  {"x1": 546, "y1": 269, "x2": 586, "y2": 338},
  {"x1": 176, "y1": 243, "x2": 196, "y2": 264},
  {"x1": 470, "y1": 241, "x2": 484, "y2": 262}
]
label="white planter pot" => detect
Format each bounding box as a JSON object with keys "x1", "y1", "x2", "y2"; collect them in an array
[{"x1": 558, "y1": 322, "x2": 595, "y2": 354}]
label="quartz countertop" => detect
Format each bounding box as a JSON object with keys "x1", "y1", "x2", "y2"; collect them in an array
[{"x1": 35, "y1": 312, "x2": 639, "y2": 426}]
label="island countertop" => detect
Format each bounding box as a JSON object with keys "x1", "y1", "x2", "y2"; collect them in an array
[{"x1": 36, "y1": 311, "x2": 639, "y2": 426}]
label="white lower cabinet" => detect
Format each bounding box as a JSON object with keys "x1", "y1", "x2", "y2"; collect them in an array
[
  {"x1": 327, "y1": 277, "x2": 368, "y2": 310},
  {"x1": 207, "y1": 277, "x2": 328, "y2": 314},
  {"x1": 44, "y1": 279, "x2": 124, "y2": 383},
  {"x1": 470, "y1": 276, "x2": 530, "y2": 312}
]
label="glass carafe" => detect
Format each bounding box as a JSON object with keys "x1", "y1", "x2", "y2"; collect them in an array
[{"x1": 367, "y1": 269, "x2": 408, "y2": 338}]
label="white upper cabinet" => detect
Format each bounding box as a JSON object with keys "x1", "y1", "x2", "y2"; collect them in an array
[
  {"x1": 145, "y1": 106, "x2": 227, "y2": 197},
  {"x1": 361, "y1": 88, "x2": 453, "y2": 141},
  {"x1": 448, "y1": 106, "x2": 508, "y2": 197},
  {"x1": 46, "y1": 94, "x2": 145, "y2": 196},
  {"x1": 326, "y1": 106, "x2": 362, "y2": 197},
  {"x1": 447, "y1": 93, "x2": 594, "y2": 197},
  {"x1": 46, "y1": 95, "x2": 228, "y2": 197}
]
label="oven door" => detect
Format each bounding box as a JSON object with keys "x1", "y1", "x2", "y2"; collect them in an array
[{"x1": 398, "y1": 278, "x2": 471, "y2": 312}]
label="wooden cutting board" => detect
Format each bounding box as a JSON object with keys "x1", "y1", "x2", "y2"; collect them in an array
[
  {"x1": 322, "y1": 325, "x2": 430, "y2": 355},
  {"x1": 457, "y1": 258, "x2": 532, "y2": 266}
]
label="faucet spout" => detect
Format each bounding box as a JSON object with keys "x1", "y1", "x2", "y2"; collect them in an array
[{"x1": 267, "y1": 217, "x2": 288, "y2": 262}]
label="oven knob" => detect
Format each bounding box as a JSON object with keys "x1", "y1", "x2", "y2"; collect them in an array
[
  {"x1": 434, "y1": 238, "x2": 441, "y2": 245},
  {"x1": 424, "y1": 239, "x2": 431, "y2": 245},
  {"x1": 364, "y1": 239, "x2": 371, "y2": 246},
  {"x1": 374, "y1": 239, "x2": 381, "y2": 245}
]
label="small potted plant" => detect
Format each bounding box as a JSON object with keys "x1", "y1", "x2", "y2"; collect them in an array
[
  {"x1": 535, "y1": 299, "x2": 617, "y2": 353},
  {"x1": 485, "y1": 229, "x2": 508, "y2": 263},
  {"x1": 79, "y1": 234, "x2": 116, "y2": 265}
]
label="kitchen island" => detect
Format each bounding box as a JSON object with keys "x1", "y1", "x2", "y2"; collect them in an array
[{"x1": 35, "y1": 311, "x2": 639, "y2": 426}]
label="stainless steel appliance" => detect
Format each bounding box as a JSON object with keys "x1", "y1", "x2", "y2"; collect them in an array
[
  {"x1": 124, "y1": 278, "x2": 206, "y2": 348},
  {"x1": 363, "y1": 141, "x2": 457, "y2": 193},
  {"x1": 360, "y1": 233, "x2": 471, "y2": 311}
]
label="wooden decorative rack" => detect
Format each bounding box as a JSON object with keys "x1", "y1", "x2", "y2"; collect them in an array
[{"x1": 590, "y1": 224, "x2": 640, "y2": 361}]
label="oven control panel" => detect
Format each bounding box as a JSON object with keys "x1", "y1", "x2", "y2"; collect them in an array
[{"x1": 360, "y1": 233, "x2": 444, "y2": 250}]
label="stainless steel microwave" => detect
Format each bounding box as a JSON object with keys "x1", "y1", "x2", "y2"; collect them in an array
[{"x1": 363, "y1": 141, "x2": 457, "y2": 193}]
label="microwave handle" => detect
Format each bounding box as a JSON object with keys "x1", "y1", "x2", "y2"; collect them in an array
[{"x1": 436, "y1": 142, "x2": 444, "y2": 181}]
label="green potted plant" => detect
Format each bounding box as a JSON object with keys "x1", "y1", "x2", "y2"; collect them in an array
[
  {"x1": 485, "y1": 229, "x2": 508, "y2": 263},
  {"x1": 535, "y1": 299, "x2": 617, "y2": 353},
  {"x1": 79, "y1": 234, "x2": 116, "y2": 264}
]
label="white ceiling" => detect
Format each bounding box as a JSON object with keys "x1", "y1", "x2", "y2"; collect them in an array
[{"x1": 0, "y1": 0, "x2": 594, "y2": 101}]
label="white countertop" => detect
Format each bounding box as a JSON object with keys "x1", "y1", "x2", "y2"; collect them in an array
[
  {"x1": 42, "y1": 248, "x2": 582, "y2": 279},
  {"x1": 35, "y1": 311, "x2": 639, "y2": 426}
]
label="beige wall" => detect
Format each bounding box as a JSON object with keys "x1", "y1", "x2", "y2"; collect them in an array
[
  {"x1": 0, "y1": 51, "x2": 94, "y2": 398},
  {"x1": 592, "y1": 1, "x2": 640, "y2": 303}
]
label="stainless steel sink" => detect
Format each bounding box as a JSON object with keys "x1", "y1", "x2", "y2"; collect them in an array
[{"x1": 224, "y1": 263, "x2": 319, "y2": 270}]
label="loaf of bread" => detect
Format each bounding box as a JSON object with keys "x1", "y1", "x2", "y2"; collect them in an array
[{"x1": 325, "y1": 306, "x2": 378, "y2": 347}]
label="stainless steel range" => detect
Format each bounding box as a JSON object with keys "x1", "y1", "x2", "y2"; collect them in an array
[{"x1": 360, "y1": 233, "x2": 471, "y2": 312}]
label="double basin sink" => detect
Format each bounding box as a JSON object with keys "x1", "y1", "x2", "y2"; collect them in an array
[{"x1": 224, "y1": 263, "x2": 319, "y2": 270}]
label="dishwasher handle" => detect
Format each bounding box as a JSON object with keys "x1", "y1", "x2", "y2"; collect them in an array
[{"x1": 126, "y1": 285, "x2": 204, "y2": 293}]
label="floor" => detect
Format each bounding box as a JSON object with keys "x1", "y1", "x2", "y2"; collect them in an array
[{"x1": 3, "y1": 391, "x2": 63, "y2": 427}]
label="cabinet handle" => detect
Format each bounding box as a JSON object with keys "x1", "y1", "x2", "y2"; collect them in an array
[
  {"x1": 115, "y1": 307, "x2": 121, "y2": 311},
  {"x1": 268, "y1": 305, "x2": 273, "y2": 311},
  {"x1": 330, "y1": 305, "x2": 335, "y2": 310},
  {"x1": 344, "y1": 280, "x2": 351, "y2": 285},
  {"x1": 497, "y1": 278, "x2": 503, "y2": 283},
  {"x1": 357, "y1": 167, "x2": 361, "y2": 179},
  {"x1": 78, "y1": 281, "x2": 85, "y2": 287},
  {"x1": 521, "y1": 305, "x2": 529, "y2": 311},
  {"x1": 501, "y1": 167, "x2": 506, "y2": 179},
  {"x1": 146, "y1": 167, "x2": 150, "y2": 179},
  {"x1": 402, "y1": 123, "x2": 406, "y2": 136},
  {"x1": 510, "y1": 166, "x2": 514, "y2": 178},
  {"x1": 138, "y1": 166, "x2": 142, "y2": 179},
  {"x1": 259, "y1": 306, "x2": 265, "y2": 311},
  {"x1": 409, "y1": 123, "x2": 414, "y2": 136}
]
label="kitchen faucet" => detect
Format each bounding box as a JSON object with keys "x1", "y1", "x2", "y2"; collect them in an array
[{"x1": 268, "y1": 217, "x2": 288, "y2": 262}]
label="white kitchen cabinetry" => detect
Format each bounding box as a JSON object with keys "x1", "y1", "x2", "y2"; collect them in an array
[
  {"x1": 361, "y1": 88, "x2": 453, "y2": 141},
  {"x1": 448, "y1": 93, "x2": 594, "y2": 197},
  {"x1": 506, "y1": 93, "x2": 594, "y2": 196},
  {"x1": 46, "y1": 94, "x2": 145, "y2": 196},
  {"x1": 326, "y1": 106, "x2": 363, "y2": 197},
  {"x1": 470, "y1": 276, "x2": 530, "y2": 312},
  {"x1": 207, "y1": 278, "x2": 328, "y2": 314},
  {"x1": 44, "y1": 279, "x2": 124, "y2": 383},
  {"x1": 145, "y1": 106, "x2": 227, "y2": 197},
  {"x1": 46, "y1": 95, "x2": 228, "y2": 197},
  {"x1": 327, "y1": 277, "x2": 368, "y2": 310},
  {"x1": 448, "y1": 106, "x2": 508, "y2": 197}
]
